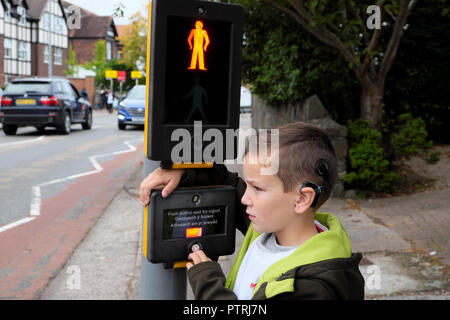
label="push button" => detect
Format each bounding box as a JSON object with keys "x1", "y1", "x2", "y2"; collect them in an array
[{"x1": 189, "y1": 242, "x2": 202, "y2": 252}]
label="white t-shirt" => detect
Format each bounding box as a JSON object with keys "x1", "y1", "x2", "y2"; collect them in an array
[{"x1": 233, "y1": 220, "x2": 328, "y2": 300}]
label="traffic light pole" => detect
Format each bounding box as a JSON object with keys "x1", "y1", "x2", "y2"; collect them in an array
[
  {"x1": 140, "y1": 159, "x2": 187, "y2": 300},
  {"x1": 141, "y1": 2, "x2": 186, "y2": 298}
]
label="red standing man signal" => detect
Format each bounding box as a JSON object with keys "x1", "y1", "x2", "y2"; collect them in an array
[{"x1": 187, "y1": 20, "x2": 210, "y2": 71}]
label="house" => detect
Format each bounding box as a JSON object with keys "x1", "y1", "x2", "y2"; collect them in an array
[
  {"x1": 0, "y1": 0, "x2": 122, "y2": 88},
  {"x1": 0, "y1": 0, "x2": 33, "y2": 86},
  {"x1": 62, "y1": 1, "x2": 120, "y2": 65},
  {"x1": 0, "y1": 0, "x2": 68, "y2": 86},
  {"x1": 27, "y1": 0, "x2": 69, "y2": 78}
]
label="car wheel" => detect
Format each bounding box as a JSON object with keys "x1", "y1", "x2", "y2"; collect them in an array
[
  {"x1": 3, "y1": 124, "x2": 17, "y2": 135},
  {"x1": 36, "y1": 126, "x2": 46, "y2": 134},
  {"x1": 118, "y1": 122, "x2": 126, "y2": 130},
  {"x1": 58, "y1": 111, "x2": 71, "y2": 135},
  {"x1": 82, "y1": 109, "x2": 93, "y2": 130}
]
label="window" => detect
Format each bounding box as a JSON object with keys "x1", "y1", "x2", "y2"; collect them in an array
[
  {"x1": 55, "y1": 17, "x2": 61, "y2": 33},
  {"x1": 4, "y1": 39, "x2": 12, "y2": 58},
  {"x1": 18, "y1": 7, "x2": 27, "y2": 26},
  {"x1": 18, "y1": 42, "x2": 27, "y2": 61},
  {"x1": 106, "y1": 41, "x2": 112, "y2": 60},
  {"x1": 5, "y1": 82, "x2": 52, "y2": 94},
  {"x1": 5, "y1": 3, "x2": 11, "y2": 22},
  {"x1": 44, "y1": 46, "x2": 50, "y2": 64},
  {"x1": 54, "y1": 48, "x2": 62, "y2": 65},
  {"x1": 43, "y1": 13, "x2": 51, "y2": 31}
]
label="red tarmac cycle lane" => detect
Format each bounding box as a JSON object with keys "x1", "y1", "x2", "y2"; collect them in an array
[{"x1": 0, "y1": 143, "x2": 144, "y2": 299}]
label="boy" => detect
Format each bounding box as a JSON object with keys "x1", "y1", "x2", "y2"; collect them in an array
[{"x1": 140, "y1": 122, "x2": 365, "y2": 299}]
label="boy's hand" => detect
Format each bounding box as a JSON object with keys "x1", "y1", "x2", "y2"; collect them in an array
[
  {"x1": 139, "y1": 167, "x2": 186, "y2": 206},
  {"x1": 186, "y1": 249, "x2": 212, "y2": 270}
]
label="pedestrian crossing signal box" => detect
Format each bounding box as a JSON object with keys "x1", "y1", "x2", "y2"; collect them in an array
[
  {"x1": 147, "y1": 0, "x2": 244, "y2": 164},
  {"x1": 145, "y1": 186, "x2": 235, "y2": 268}
]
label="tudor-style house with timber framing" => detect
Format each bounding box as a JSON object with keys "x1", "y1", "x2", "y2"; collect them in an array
[
  {"x1": 0, "y1": 0, "x2": 122, "y2": 88},
  {"x1": 0, "y1": 0, "x2": 68, "y2": 87},
  {"x1": 0, "y1": 0, "x2": 33, "y2": 86}
]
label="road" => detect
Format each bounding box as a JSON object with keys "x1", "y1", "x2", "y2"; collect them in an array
[
  {"x1": 0, "y1": 111, "x2": 251, "y2": 299},
  {"x1": 0, "y1": 110, "x2": 145, "y2": 299}
]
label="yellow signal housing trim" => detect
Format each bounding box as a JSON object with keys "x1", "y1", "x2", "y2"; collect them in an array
[
  {"x1": 143, "y1": 205, "x2": 149, "y2": 260},
  {"x1": 171, "y1": 163, "x2": 213, "y2": 169},
  {"x1": 144, "y1": 1, "x2": 152, "y2": 157},
  {"x1": 173, "y1": 261, "x2": 188, "y2": 269}
]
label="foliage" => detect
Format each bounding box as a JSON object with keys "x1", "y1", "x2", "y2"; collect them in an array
[
  {"x1": 117, "y1": 9, "x2": 147, "y2": 70},
  {"x1": 344, "y1": 119, "x2": 399, "y2": 193},
  {"x1": 96, "y1": 60, "x2": 139, "y2": 95},
  {"x1": 231, "y1": 0, "x2": 420, "y2": 129},
  {"x1": 382, "y1": 0, "x2": 450, "y2": 143},
  {"x1": 64, "y1": 44, "x2": 79, "y2": 77},
  {"x1": 390, "y1": 113, "x2": 432, "y2": 162},
  {"x1": 235, "y1": 0, "x2": 359, "y2": 122},
  {"x1": 83, "y1": 40, "x2": 107, "y2": 86},
  {"x1": 82, "y1": 40, "x2": 142, "y2": 94}
]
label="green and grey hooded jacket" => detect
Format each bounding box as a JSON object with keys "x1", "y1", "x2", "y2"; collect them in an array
[{"x1": 183, "y1": 165, "x2": 365, "y2": 300}]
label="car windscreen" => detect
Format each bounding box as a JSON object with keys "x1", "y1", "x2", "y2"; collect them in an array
[
  {"x1": 5, "y1": 82, "x2": 52, "y2": 94},
  {"x1": 126, "y1": 86, "x2": 146, "y2": 100}
]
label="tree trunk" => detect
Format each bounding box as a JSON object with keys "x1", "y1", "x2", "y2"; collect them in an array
[{"x1": 360, "y1": 78, "x2": 385, "y2": 130}]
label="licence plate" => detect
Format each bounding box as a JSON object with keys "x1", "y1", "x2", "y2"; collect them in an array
[
  {"x1": 131, "y1": 117, "x2": 144, "y2": 124},
  {"x1": 16, "y1": 99, "x2": 36, "y2": 105}
]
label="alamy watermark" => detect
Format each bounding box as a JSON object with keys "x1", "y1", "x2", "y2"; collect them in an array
[
  {"x1": 366, "y1": 5, "x2": 381, "y2": 30},
  {"x1": 366, "y1": 264, "x2": 381, "y2": 290},
  {"x1": 66, "y1": 265, "x2": 81, "y2": 290},
  {"x1": 66, "y1": 5, "x2": 81, "y2": 30},
  {"x1": 171, "y1": 121, "x2": 280, "y2": 175}
]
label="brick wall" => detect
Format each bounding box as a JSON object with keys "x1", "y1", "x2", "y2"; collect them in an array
[
  {"x1": 70, "y1": 38, "x2": 121, "y2": 65},
  {"x1": 70, "y1": 38, "x2": 98, "y2": 65},
  {"x1": 32, "y1": 43, "x2": 69, "y2": 77}
]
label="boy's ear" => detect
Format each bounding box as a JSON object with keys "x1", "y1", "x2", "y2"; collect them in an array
[{"x1": 294, "y1": 187, "x2": 316, "y2": 215}]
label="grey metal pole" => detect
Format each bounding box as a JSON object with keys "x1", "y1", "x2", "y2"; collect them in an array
[
  {"x1": 48, "y1": 29, "x2": 52, "y2": 77},
  {"x1": 140, "y1": 159, "x2": 187, "y2": 300}
]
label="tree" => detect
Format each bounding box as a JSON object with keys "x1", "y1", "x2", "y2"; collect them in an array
[
  {"x1": 83, "y1": 40, "x2": 107, "y2": 86},
  {"x1": 238, "y1": 0, "x2": 418, "y2": 130},
  {"x1": 117, "y1": 10, "x2": 147, "y2": 70},
  {"x1": 64, "y1": 44, "x2": 79, "y2": 77}
]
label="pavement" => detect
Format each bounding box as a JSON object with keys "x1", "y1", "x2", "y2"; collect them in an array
[{"x1": 39, "y1": 143, "x2": 450, "y2": 300}]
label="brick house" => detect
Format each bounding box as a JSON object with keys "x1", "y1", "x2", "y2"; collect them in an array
[
  {"x1": 0, "y1": 0, "x2": 68, "y2": 87},
  {"x1": 0, "y1": 0, "x2": 34, "y2": 86},
  {"x1": 27, "y1": 0, "x2": 69, "y2": 78},
  {"x1": 62, "y1": 1, "x2": 120, "y2": 65},
  {"x1": 0, "y1": 0, "x2": 122, "y2": 88}
]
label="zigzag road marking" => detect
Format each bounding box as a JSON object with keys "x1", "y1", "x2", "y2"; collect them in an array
[{"x1": 0, "y1": 138, "x2": 143, "y2": 234}]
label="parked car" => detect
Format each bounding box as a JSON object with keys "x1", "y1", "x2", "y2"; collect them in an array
[
  {"x1": 0, "y1": 77, "x2": 92, "y2": 135},
  {"x1": 117, "y1": 85, "x2": 146, "y2": 130}
]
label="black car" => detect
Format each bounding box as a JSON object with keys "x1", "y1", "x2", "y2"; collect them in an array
[{"x1": 0, "y1": 77, "x2": 92, "y2": 135}]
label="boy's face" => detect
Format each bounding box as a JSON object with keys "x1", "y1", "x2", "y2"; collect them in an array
[{"x1": 241, "y1": 153, "x2": 297, "y2": 234}]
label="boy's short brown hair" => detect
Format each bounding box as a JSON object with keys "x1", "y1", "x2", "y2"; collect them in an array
[{"x1": 247, "y1": 122, "x2": 337, "y2": 208}]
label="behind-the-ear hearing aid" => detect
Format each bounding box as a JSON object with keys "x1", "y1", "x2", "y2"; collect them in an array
[
  {"x1": 296, "y1": 159, "x2": 328, "y2": 208},
  {"x1": 298, "y1": 182, "x2": 323, "y2": 208}
]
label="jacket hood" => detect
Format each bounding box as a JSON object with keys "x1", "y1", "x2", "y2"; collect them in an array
[{"x1": 225, "y1": 212, "x2": 355, "y2": 299}]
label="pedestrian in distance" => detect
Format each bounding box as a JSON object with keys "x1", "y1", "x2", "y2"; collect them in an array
[
  {"x1": 107, "y1": 90, "x2": 114, "y2": 114},
  {"x1": 139, "y1": 122, "x2": 365, "y2": 300},
  {"x1": 101, "y1": 89, "x2": 107, "y2": 110}
]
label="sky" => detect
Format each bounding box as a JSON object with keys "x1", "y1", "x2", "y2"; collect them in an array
[{"x1": 66, "y1": 0, "x2": 149, "y2": 25}]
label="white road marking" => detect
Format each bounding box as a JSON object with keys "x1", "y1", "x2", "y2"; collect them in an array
[
  {"x1": 0, "y1": 135, "x2": 45, "y2": 148},
  {"x1": 0, "y1": 217, "x2": 36, "y2": 233},
  {"x1": 0, "y1": 138, "x2": 144, "y2": 234}
]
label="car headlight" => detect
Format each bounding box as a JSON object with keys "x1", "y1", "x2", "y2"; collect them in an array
[{"x1": 118, "y1": 114, "x2": 125, "y2": 120}]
